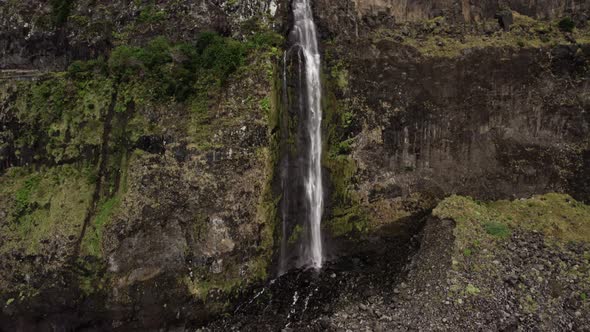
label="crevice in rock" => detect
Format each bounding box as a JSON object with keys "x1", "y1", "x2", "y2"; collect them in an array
[{"x1": 70, "y1": 86, "x2": 119, "y2": 262}]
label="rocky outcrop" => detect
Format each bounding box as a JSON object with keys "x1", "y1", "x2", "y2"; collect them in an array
[
  {"x1": 348, "y1": 45, "x2": 589, "y2": 199},
  {"x1": 204, "y1": 193, "x2": 590, "y2": 331},
  {"x1": 0, "y1": 0, "x2": 280, "y2": 70},
  {"x1": 325, "y1": 194, "x2": 590, "y2": 331},
  {"x1": 1, "y1": 0, "x2": 589, "y2": 330},
  {"x1": 315, "y1": 0, "x2": 589, "y2": 27},
  {"x1": 315, "y1": 4, "x2": 590, "y2": 243},
  {"x1": 0, "y1": 1, "x2": 282, "y2": 328}
]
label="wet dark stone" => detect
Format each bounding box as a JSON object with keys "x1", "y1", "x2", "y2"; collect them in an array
[
  {"x1": 204, "y1": 222, "x2": 421, "y2": 331},
  {"x1": 495, "y1": 10, "x2": 514, "y2": 31},
  {"x1": 135, "y1": 135, "x2": 168, "y2": 154}
]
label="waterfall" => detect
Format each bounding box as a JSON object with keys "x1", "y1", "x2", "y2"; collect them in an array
[
  {"x1": 294, "y1": 0, "x2": 323, "y2": 269},
  {"x1": 280, "y1": 0, "x2": 324, "y2": 272}
]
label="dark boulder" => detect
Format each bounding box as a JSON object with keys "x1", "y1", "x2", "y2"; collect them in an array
[
  {"x1": 495, "y1": 10, "x2": 514, "y2": 32},
  {"x1": 135, "y1": 135, "x2": 168, "y2": 154}
]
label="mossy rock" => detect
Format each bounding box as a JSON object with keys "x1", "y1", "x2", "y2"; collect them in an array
[{"x1": 434, "y1": 193, "x2": 590, "y2": 245}]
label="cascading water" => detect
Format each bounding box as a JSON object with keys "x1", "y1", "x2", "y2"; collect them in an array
[
  {"x1": 280, "y1": 0, "x2": 324, "y2": 273},
  {"x1": 296, "y1": 0, "x2": 324, "y2": 270}
]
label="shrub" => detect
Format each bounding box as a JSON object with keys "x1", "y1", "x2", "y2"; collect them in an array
[
  {"x1": 196, "y1": 32, "x2": 247, "y2": 79},
  {"x1": 50, "y1": 0, "x2": 74, "y2": 26},
  {"x1": 106, "y1": 33, "x2": 250, "y2": 102},
  {"x1": 68, "y1": 58, "x2": 108, "y2": 79},
  {"x1": 108, "y1": 45, "x2": 146, "y2": 78},
  {"x1": 137, "y1": 4, "x2": 167, "y2": 25},
  {"x1": 558, "y1": 17, "x2": 575, "y2": 32},
  {"x1": 249, "y1": 31, "x2": 284, "y2": 49}
]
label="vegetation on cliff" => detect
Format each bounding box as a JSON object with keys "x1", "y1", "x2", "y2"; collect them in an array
[
  {"x1": 434, "y1": 193, "x2": 590, "y2": 246},
  {"x1": 373, "y1": 12, "x2": 590, "y2": 58},
  {"x1": 1, "y1": 0, "x2": 589, "y2": 329},
  {"x1": 0, "y1": 27, "x2": 284, "y2": 317}
]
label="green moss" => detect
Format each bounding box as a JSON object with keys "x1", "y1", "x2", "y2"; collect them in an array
[
  {"x1": 328, "y1": 205, "x2": 369, "y2": 237},
  {"x1": 330, "y1": 62, "x2": 349, "y2": 91},
  {"x1": 465, "y1": 283, "x2": 480, "y2": 295},
  {"x1": 250, "y1": 83, "x2": 281, "y2": 280},
  {"x1": 0, "y1": 165, "x2": 95, "y2": 255},
  {"x1": 259, "y1": 96, "x2": 271, "y2": 113},
  {"x1": 491, "y1": 194, "x2": 590, "y2": 241},
  {"x1": 321, "y1": 62, "x2": 370, "y2": 239},
  {"x1": 389, "y1": 13, "x2": 590, "y2": 58},
  {"x1": 434, "y1": 193, "x2": 590, "y2": 244},
  {"x1": 288, "y1": 224, "x2": 303, "y2": 244},
  {"x1": 483, "y1": 221, "x2": 511, "y2": 238},
  {"x1": 11, "y1": 72, "x2": 114, "y2": 164},
  {"x1": 12, "y1": 175, "x2": 41, "y2": 221},
  {"x1": 323, "y1": 150, "x2": 368, "y2": 238},
  {"x1": 80, "y1": 196, "x2": 121, "y2": 257}
]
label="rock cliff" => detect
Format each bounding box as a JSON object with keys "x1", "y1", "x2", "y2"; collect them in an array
[
  {"x1": 0, "y1": 0, "x2": 589, "y2": 331},
  {"x1": 316, "y1": 0, "x2": 590, "y2": 249},
  {"x1": 1, "y1": 0, "x2": 283, "y2": 329}
]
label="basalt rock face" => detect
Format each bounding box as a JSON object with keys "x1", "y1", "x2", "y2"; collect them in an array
[
  {"x1": 0, "y1": 0, "x2": 279, "y2": 70},
  {"x1": 315, "y1": 0, "x2": 589, "y2": 27},
  {"x1": 314, "y1": 1, "x2": 590, "y2": 246},
  {"x1": 349, "y1": 44, "x2": 589, "y2": 200},
  {"x1": 0, "y1": 55, "x2": 278, "y2": 330},
  {"x1": 1, "y1": 1, "x2": 590, "y2": 331},
  {"x1": 0, "y1": 0, "x2": 283, "y2": 330}
]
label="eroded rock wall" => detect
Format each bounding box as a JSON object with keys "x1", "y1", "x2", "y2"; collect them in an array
[
  {"x1": 0, "y1": 0, "x2": 280, "y2": 70},
  {"x1": 0, "y1": 1, "x2": 283, "y2": 330},
  {"x1": 315, "y1": 1, "x2": 590, "y2": 243},
  {"x1": 315, "y1": 0, "x2": 589, "y2": 27}
]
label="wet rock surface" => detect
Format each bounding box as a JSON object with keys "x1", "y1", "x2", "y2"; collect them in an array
[
  {"x1": 204, "y1": 214, "x2": 590, "y2": 331},
  {"x1": 204, "y1": 224, "x2": 421, "y2": 331}
]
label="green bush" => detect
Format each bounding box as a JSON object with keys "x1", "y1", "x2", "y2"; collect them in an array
[
  {"x1": 196, "y1": 32, "x2": 247, "y2": 78},
  {"x1": 137, "y1": 4, "x2": 167, "y2": 25},
  {"x1": 68, "y1": 58, "x2": 108, "y2": 79},
  {"x1": 50, "y1": 0, "x2": 74, "y2": 26},
  {"x1": 66, "y1": 30, "x2": 283, "y2": 107},
  {"x1": 558, "y1": 17, "x2": 575, "y2": 32},
  {"x1": 249, "y1": 31, "x2": 284, "y2": 49},
  {"x1": 108, "y1": 45, "x2": 147, "y2": 78},
  {"x1": 106, "y1": 33, "x2": 252, "y2": 102}
]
